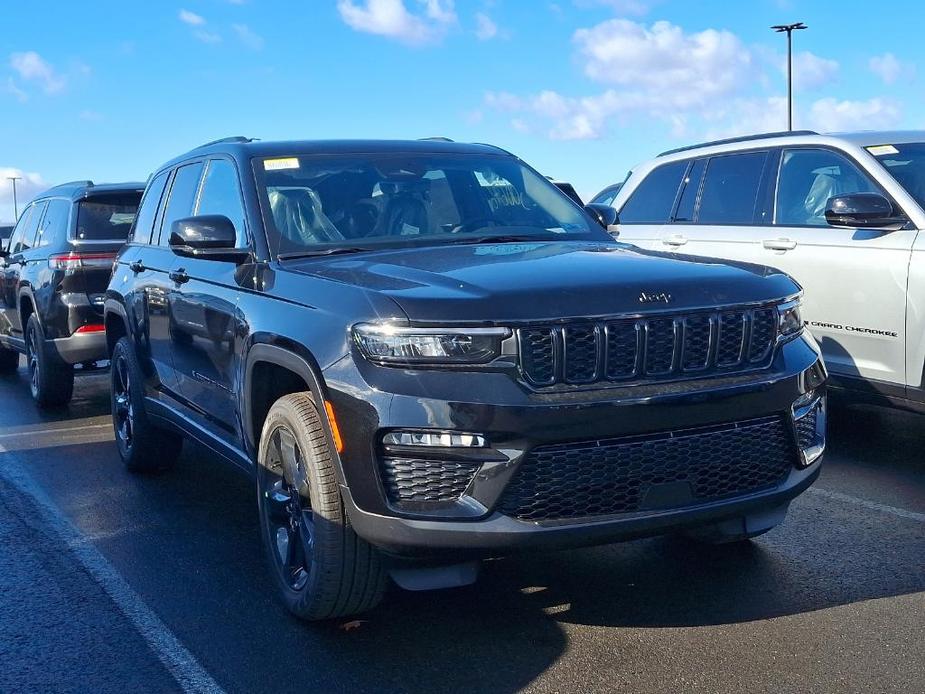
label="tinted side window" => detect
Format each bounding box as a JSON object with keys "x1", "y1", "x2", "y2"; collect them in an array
[
  {"x1": 775, "y1": 148, "x2": 878, "y2": 227},
  {"x1": 7, "y1": 205, "x2": 35, "y2": 253},
  {"x1": 13, "y1": 201, "x2": 47, "y2": 254},
  {"x1": 697, "y1": 152, "x2": 768, "y2": 225},
  {"x1": 619, "y1": 161, "x2": 687, "y2": 224},
  {"x1": 158, "y1": 163, "x2": 204, "y2": 246},
  {"x1": 131, "y1": 171, "x2": 170, "y2": 245},
  {"x1": 195, "y1": 159, "x2": 246, "y2": 246},
  {"x1": 673, "y1": 159, "x2": 706, "y2": 223},
  {"x1": 36, "y1": 199, "x2": 70, "y2": 248}
]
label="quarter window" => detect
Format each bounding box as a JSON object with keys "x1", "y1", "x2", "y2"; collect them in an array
[
  {"x1": 673, "y1": 159, "x2": 706, "y2": 223},
  {"x1": 775, "y1": 148, "x2": 878, "y2": 226},
  {"x1": 36, "y1": 199, "x2": 70, "y2": 248},
  {"x1": 132, "y1": 171, "x2": 170, "y2": 245},
  {"x1": 619, "y1": 161, "x2": 687, "y2": 224},
  {"x1": 195, "y1": 159, "x2": 246, "y2": 247},
  {"x1": 158, "y1": 162, "x2": 204, "y2": 246},
  {"x1": 697, "y1": 152, "x2": 768, "y2": 225}
]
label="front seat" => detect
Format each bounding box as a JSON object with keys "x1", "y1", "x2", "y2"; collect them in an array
[
  {"x1": 268, "y1": 188, "x2": 344, "y2": 245},
  {"x1": 375, "y1": 189, "x2": 429, "y2": 237}
]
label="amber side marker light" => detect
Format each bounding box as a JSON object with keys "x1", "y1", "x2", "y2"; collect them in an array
[{"x1": 324, "y1": 401, "x2": 344, "y2": 453}]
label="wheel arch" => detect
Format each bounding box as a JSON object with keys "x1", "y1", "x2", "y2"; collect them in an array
[{"x1": 103, "y1": 300, "x2": 129, "y2": 357}]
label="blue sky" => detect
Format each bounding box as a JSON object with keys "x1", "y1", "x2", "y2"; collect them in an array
[{"x1": 1, "y1": 0, "x2": 923, "y2": 223}]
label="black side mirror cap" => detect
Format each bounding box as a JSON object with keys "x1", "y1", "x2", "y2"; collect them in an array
[
  {"x1": 169, "y1": 215, "x2": 251, "y2": 263},
  {"x1": 824, "y1": 193, "x2": 908, "y2": 231},
  {"x1": 584, "y1": 203, "x2": 619, "y2": 231}
]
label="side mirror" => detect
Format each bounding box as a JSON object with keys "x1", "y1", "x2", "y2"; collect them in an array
[
  {"x1": 584, "y1": 203, "x2": 619, "y2": 231},
  {"x1": 169, "y1": 215, "x2": 250, "y2": 263},
  {"x1": 824, "y1": 193, "x2": 908, "y2": 231}
]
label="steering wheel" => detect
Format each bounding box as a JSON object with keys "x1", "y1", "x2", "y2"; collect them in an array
[{"x1": 450, "y1": 218, "x2": 497, "y2": 234}]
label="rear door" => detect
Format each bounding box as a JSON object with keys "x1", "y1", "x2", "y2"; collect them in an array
[
  {"x1": 758, "y1": 146, "x2": 915, "y2": 385},
  {"x1": 615, "y1": 160, "x2": 688, "y2": 250},
  {"x1": 170, "y1": 157, "x2": 248, "y2": 443},
  {"x1": 658, "y1": 150, "x2": 773, "y2": 265},
  {"x1": 3, "y1": 200, "x2": 47, "y2": 340}
]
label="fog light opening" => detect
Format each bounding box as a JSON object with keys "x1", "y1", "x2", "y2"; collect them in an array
[
  {"x1": 383, "y1": 431, "x2": 487, "y2": 448},
  {"x1": 792, "y1": 391, "x2": 826, "y2": 468}
]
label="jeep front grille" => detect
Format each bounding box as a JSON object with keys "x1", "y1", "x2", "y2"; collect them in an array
[{"x1": 517, "y1": 306, "x2": 778, "y2": 388}]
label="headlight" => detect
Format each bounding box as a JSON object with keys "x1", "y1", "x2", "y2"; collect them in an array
[
  {"x1": 777, "y1": 299, "x2": 803, "y2": 337},
  {"x1": 353, "y1": 324, "x2": 510, "y2": 364}
]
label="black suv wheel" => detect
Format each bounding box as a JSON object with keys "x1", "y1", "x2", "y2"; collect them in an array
[
  {"x1": 257, "y1": 393, "x2": 386, "y2": 621},
  {"x1": 25, "y1": 314, "x2": 74, "y2": 408},
  {"x1": 111, "y1": 336, "x2": 183, "y2": 472}
]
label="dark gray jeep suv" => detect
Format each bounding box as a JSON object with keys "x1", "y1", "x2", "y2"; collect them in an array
[
  {"x1": 0, "y1": 181, "x2": 142, "y2": 406},
  {"x1": 104, "y1": 137, "x2": 827, "y2": 620}
]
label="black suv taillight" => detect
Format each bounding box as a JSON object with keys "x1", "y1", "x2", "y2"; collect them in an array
[{"x1": 48, "y1": 251, "x2": 117, "y2": 271}]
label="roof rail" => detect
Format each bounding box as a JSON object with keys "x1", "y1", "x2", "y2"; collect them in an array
[
  {"x1": 418, "y1": 136, "x2": 454, "y2": 142},
  {"x1": 193, "y1": 136, "x2": 255, "y2": 150},
  {"x1": 657, "y1": 130, "x2": 819, "y2": 157}
]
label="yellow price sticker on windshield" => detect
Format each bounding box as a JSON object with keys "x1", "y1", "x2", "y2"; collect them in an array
[
  {"x1": 866, "y1": 145, "x2": 899, "y2": 156},
  {"x1": 263, "y1": 157, "x2": 300, "y2": 171}
]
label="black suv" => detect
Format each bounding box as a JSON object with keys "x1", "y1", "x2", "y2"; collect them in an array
[
  {"x1": 0, "y1": 181, "x2": 142, "y2": 406},
  {"x1": 104, "y1": 138, "x2": 827, "y2": 620}
]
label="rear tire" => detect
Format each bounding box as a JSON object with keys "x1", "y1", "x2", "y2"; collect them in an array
[
  {"x1": 111, "y1": 336, "x2": 183, "y2": 472},
  {"x1": 0, "y1": 346, "x2": 19, "y2": 374},
  {"x1": 25, "y1": 315, "x2": 74, "y2": 408},
  {"x1": 256, "y1": 392, "x2": 386, "y2": 621}
]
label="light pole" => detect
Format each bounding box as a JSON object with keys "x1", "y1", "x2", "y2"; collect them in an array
[
  {"x1": 771, "y1": 22, "x2": 807, "y2": 131},
  {"x1": 6, "y1": 176, "x2": 22, "y2": 221}
]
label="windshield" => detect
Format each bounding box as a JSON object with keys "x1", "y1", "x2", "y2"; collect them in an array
[
  {"x1": 76, "y1": 193, "x2": 141, "y2": 241},
  {"x1": 869, "y1": 142, "x2": 925, "y2": 210},
  {"x1": 253, "y1": 153, "x2": 602, "y2": 256}
]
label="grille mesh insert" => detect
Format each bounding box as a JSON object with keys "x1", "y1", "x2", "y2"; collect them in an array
[
  {"x1": 497, "y1": 417, "x2": 797, "y2": 521},
  {"x1": 381, "y1": 458, "x2": 481, "y2": 504}
]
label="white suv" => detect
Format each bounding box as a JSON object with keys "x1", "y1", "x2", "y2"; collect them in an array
[{"x1": 612, "y1": 130, "x2": 925, "y2": 412}]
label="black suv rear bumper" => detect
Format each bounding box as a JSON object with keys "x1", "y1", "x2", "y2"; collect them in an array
[
  {"x1": 49, "y1": 331, "x2": 107, "y2": 365},
  {"x1": 324, "y1": 332, "x2": 826, "y2": 556}
]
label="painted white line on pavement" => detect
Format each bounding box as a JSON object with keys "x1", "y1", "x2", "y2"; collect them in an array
[
  {"x1": 0, "y1": 423, "x2": 111, "y2": 439},
  {"x1": 808, "y1": 487, "x2": 925, "y2": 523},
  {"x1": 0, "y1": 452, "x2": 226, "y2": 694}
]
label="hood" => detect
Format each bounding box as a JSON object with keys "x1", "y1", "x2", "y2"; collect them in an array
[{"x1": 284, "y1": 241, "x2": 799, "y2": 323}]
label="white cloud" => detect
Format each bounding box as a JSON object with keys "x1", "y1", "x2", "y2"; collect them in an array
[
  {"x1": 6, "y1": 77, "x2": 28, "y2": 103},
  {"x1": 869, "y1": 53, "x2": 912, "y2": 85},
  {"x1": 336, "y1": 0, "x2": 457, "y2": 45},
  {"x1": 785, "y1": 51, "x2": 838, "y2": 91},
  {"x1": 9, "y1": 52, "x2": 65, "y2": 94},
  {"x1": 573, "y1": 20, "x2": 753, "y2": 110},
  {"x1": 475, "y1": 12, "x2": 498, "y2": 41},
  {"x1": 701, "y1": 97, "x2": 789, "y2": 139},
  {"x1": 178, "y1": 9, "x2": 206, "y2": 26},
  {"x1": 807, "y1": 97, "x2": 901, "y2": 133},
  {"x1": 194, "y1": 30, "x2": 222, "y2": 44},
  {"x1": 233, "y1": 23, "x2": 264, "y2": 50},
  {"x1": 0, "y1": 168, "x2": 47, "y2": 224}
]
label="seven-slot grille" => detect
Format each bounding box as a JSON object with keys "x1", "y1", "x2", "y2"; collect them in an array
[{"x1": 517, "y1": 306, "x2": 778, "y2": 387}]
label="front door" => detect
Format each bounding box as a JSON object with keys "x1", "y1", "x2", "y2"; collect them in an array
[
  {"x1": 1, "y1": 201, "x2": 46, "y2": 342},
  {"x1": 756, "y1": 146, "x2": 916, "y2": 386}
]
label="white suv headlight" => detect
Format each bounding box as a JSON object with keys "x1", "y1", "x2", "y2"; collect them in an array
[
  {"x1": 777, "y1": 299, "x2": 804, "y2": 337},
  {"x1": 353, "y1": 324, "x2": 510, "y2": 364}
]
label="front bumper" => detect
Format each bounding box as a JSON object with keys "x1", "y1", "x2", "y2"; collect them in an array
[{"x1": 323, "y1": 332, "x2": 826, "y2": 556}]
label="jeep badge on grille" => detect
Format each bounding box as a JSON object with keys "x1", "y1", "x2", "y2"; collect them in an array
[{"x1": 639, "y1": 291, "x2": 673, "y2": 304}]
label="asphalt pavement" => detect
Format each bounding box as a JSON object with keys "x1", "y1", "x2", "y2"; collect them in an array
[{"x1": 0, "y1": 362, "x2": 922, "y2": 694}]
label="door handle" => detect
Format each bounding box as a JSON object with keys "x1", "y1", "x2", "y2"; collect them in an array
[
  {"x1": 129, "y1": 260, "x2": 146, "y2": 274},
  {"x1": 169, "y1": 268, "x2": 190, "y2": 284},
  {"x1": 663, "y1": 234, "x2": 688, "y2": 247},
  {"x1": 762, "y1": 238, "x2": 797, "y2": 251}
]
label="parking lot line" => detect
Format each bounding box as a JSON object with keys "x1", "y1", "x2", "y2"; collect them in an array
[
  {"x1": 0, "y1": 449, "x2": 226, "y2": 694},
  {"x1": 808, "y1": 487, "x2": 925, "y2": 523}
]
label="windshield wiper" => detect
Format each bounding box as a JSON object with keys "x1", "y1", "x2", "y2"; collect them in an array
[
  {"x1": 278, "y1": 247, "x2": 373, "y2": 261},
  {"x1": 443, "y1": 234, "x2": 543, "y2": 246}
]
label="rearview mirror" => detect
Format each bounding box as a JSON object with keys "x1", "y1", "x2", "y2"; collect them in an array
[
  {"x1": 824, "y1": 193, "x2": 908, "y2": 231},
  {"x1": 584, "y1": 203, "x2": 619, "y2": 230},
  {"x1": 169, "y1": 215, "x2": 250, "y2": 263}
]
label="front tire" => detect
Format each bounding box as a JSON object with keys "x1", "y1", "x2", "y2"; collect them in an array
[
  {"x1": 257, "y1": 393, "x2": 386, "y2": 621},
  {"x1": 111, "y1": 336, "x2": 183, "y2": 472},
  {"x1": 25, "y1": 314, "x2": 74, "y2": 408}
]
